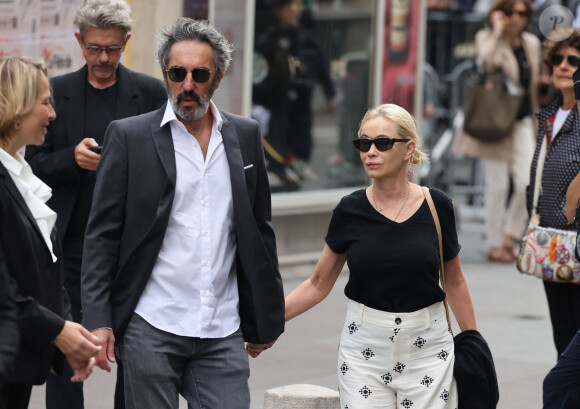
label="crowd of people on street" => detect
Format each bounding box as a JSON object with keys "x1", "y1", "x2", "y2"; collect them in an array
[{"x1": 1, "y1": 0, "x2": 580, "y2": 408}]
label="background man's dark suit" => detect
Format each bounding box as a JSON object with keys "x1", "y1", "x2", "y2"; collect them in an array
[
  {"x1": 25, "y1": 63, "x2": 166, "y2": 409},
  {"x1": 0, "y1": 160, "x2": 68, "y2": 405},
  {"x1": 81, "y1": 106, "x2": 285, "y2": 345}
]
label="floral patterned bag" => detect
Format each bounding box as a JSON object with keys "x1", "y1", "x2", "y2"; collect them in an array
[
  {"x1": 517, "y1": 218, "x2": 580, "y2": 283},
  {"x1": 516, "y1": 136, "x2": 580, "y2": 284}
]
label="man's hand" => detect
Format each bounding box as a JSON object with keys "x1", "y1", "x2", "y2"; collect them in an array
[
  {"x1": 67, "y1": 356, "x2": 96, "y2": 382},
  {"x1": 53, "y1": 321, "x2": 101, "y2": 362},
  {"x1": 75, "y1": 138, "x2": 101, "y2": 171},
  {"x1": 91, "y1": 328, "x2": 116, "y2": 372},
  {"x1": 245, "y1": 340, "x2": 276, "y2": 358}
]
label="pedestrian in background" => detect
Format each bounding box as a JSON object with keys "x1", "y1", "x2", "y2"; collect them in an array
[
  {"x1": 526, "y1": 30, "x2": 580, "y2": 358},
  {"x1": 0, "y1": 56, "x2": 100, "y2": 409},
  {"x1": 25, "y1": 1, "x2": 166, "y2": 407},
  {"x1": 81, "y1": 18, "x2": 284, "y2": 409},
  {"x1": 267, "y1": 103, "x2": 477, "y2": 408},
  {"x1": 453, "y1": 0, "x2": 540, "y2": 262},
  {"x1": 253, "y1": 0, "x2": 335, "y2": 191}
]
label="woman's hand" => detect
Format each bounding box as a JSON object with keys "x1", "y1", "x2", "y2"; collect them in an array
[{"x1": 53, "y1": 321, "x2": 101, "y2": 362}]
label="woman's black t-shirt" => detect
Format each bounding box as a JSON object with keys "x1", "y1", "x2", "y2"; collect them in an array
[{"x1": 325, "y1": 187, "x2": 460, "y2": 313}]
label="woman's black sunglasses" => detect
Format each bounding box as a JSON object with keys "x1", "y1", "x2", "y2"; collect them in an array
[
  {"x1": 550, "y1": 54, "x2": 580, "y2": 67},
  {"x1": 352, "y1": 137, "x2": 410, "y2": 152},
  {"x1": 166, "y1": 67, "x2": 212, "y2": 83}
]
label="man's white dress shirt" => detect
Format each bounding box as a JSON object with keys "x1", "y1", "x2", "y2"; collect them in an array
[{"x1": 135, "y1": 101, "x2": 240, "y2": 338}]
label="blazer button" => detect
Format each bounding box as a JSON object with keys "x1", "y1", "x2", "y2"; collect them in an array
[{"x1": 395, "y1": 317, "x2": 402, "y2": 325}]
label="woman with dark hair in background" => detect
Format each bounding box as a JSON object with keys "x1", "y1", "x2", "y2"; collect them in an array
[
  {"x1": 0, "y1": 56, "x2": 100, "y2": 409},
  {"x1": 526, "y1": 31, "x2": 580, "y2": 360}
]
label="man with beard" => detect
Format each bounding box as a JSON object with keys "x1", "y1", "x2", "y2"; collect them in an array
[
  {"x1": 80, "y1": 18, "x2": 285, "y2": 409},
  {"x1": 25, "y1": 1, "x2": 166, "y2": 408}
]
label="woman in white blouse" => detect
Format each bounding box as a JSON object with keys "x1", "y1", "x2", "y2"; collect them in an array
[{"x1": 0, "y1": 56, "x2": 100, "y2": 409}]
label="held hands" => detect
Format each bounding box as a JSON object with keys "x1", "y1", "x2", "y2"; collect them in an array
[
  {"x1": 245, "y1": 340, "x2": 276, "y2": 358},
  {"x1": 75, "y1": 138, "x2": 101, "y2": 171},
  {"x1": 67, "y1": 356, "x2": 96, "y2": 382},
  {"x1": 91, "y1": 328, "x2": 116, "y2": 372},
  {"x1": 53, "y1": 321, "x2": 101, "y2": 382}
]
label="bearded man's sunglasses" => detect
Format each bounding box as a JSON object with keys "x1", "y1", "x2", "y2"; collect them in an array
[{"x1": 166, "y1": 67, "x2": 213, "y2": 83}]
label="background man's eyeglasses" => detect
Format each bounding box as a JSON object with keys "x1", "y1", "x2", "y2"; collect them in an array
[
  {"x1": 550, "y1": 54, "x2": 580, "y2": 67},
  {"x1": 352, "y1": 137, "x2": 410, "y2": 152},
  {"x1": 83, "y1": 42, "x2": 124, "y2": 56},
  {"x1": 166, "y1": 67, "x2": 212, "y2": 83}
]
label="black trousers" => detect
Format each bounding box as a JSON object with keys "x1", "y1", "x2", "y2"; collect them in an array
[
  {"x1": 0, "y1": 380, "x2": 32, "y2": 409},
  {"x1": 543, "y1": 330, "x2": 580, "y2": 409},
  {"x1": 543, "y1": 281, "x2": 580, "y2": 357}
]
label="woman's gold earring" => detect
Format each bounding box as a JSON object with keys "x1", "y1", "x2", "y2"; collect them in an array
[{"x1": 14, "y1": 122, "x2": 21, "y2": 130}]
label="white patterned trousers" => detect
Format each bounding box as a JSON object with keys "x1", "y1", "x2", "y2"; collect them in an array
[{"x1": 337, "y1": 300, "x2": 457, "y2": 409}]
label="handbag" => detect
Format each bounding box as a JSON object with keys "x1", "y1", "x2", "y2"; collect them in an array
[
  {"x1": 516, "y1": 136, "x2": 580, "y2": 284},
  {"x1": 422, "y1": 187, "x2": 499, "y2": 409},
  {"x1": 462, "y1": 68, "x2": 523, "y2": 142}
]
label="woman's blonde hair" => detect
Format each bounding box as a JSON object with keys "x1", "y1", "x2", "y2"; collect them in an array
[
  {"x1": 0, "y1": 56, "x2": 48, "y2": 143},
  {"x1": 357, "y1": 103, "x2": 429, "y2": 166}
]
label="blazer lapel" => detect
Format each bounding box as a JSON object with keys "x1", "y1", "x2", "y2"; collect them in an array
[
  {"x1": 61, "y1": 66, "x2": 87, "y2": 147},
  {"x1": 220, "y1": 115, "x2": 248, "y2": 208},
  {"x1": 115, "y1": 65, "x2": 141, "y2": 119},
  {"x1": 0, "y1": 164, "x2": 50, "y2": 254},
  {"x1": 150, "y1": 111, "x2": 177, "y2": 186}
]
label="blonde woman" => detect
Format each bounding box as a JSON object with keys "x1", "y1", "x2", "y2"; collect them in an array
[
  {"x1": 249, "y1": 104, "x2": 477, "y2": 408},
  {"x1": 0, "y1": 56, "x2": 99, "y2": 408}
]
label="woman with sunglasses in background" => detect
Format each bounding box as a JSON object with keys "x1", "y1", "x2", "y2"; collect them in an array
[
  {"x1": 525, "y1": 31, "x2": 580, "y2": 361},
  {"x1": 453, "y1": 0, "x2": 540, "y2": 263},
  {"x1": 276, "y1": 104, "x2": 477, "y2": 408}
]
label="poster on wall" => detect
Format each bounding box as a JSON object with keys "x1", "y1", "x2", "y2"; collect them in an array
[
  {"x1": 0, "y1": 0, "x2": 91, "y2": 78},
  {"x1": 381, "y1": 0, "x2": 422, "y2": 114}
]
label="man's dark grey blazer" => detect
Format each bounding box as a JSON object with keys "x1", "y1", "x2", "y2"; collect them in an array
[{"x1": 81, "y1": 106, "x2": 285, "y2": 344}]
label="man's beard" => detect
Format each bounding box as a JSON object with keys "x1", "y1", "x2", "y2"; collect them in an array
[{"x1": 168, "y1": 88, "x2": 213, "y2": 121}]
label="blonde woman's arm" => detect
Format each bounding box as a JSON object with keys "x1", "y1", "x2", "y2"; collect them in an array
[
  {"x1": 443, "y1": 254, "x2": 477, "y2": 332},
  {"x1": 285, "y1": 244, "x2": 347, "y2": 322}
]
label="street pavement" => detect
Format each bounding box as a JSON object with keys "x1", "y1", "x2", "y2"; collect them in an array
[{"x1": 29, "y1": 218, "x2": 557, "y2": 409}]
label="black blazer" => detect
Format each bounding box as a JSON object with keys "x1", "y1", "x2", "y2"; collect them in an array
[
  {"x1": 25, "y1": 64, "x2": 167, "y2": 241},
  {"x1": 0, "y1": 250, "x2": 19, "y2": 379},
  {"x1": 81, "y1": 107, "x2": 285, "y2": 344},
  {"x1": 0, "y1": 161, "x2": 68, "y2": 385}
]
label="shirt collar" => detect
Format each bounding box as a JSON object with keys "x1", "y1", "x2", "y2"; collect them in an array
[
  {"x1": 0, "y1": 147, "x2": 24, "y2": 176},
  {"x1": 160, "y1": 100, "x2": 223, "y2": 132}
]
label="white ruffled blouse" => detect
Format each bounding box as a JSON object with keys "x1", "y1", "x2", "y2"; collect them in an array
[{"x1": 0, "y1": 148, "x2": 57, "y2": 262}]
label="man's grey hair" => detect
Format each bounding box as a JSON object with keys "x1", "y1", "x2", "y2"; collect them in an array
[
  {"x1": 156, "y1": 18, "x2": 234, "y2": 77},
  {"x1": 74, "y1": 0, "x2": 132, "y2": 39}
]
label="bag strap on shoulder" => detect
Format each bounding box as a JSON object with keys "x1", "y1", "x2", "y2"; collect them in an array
[{"x1": 421, "y1": 186, "x2": 453, "y2": 335}]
